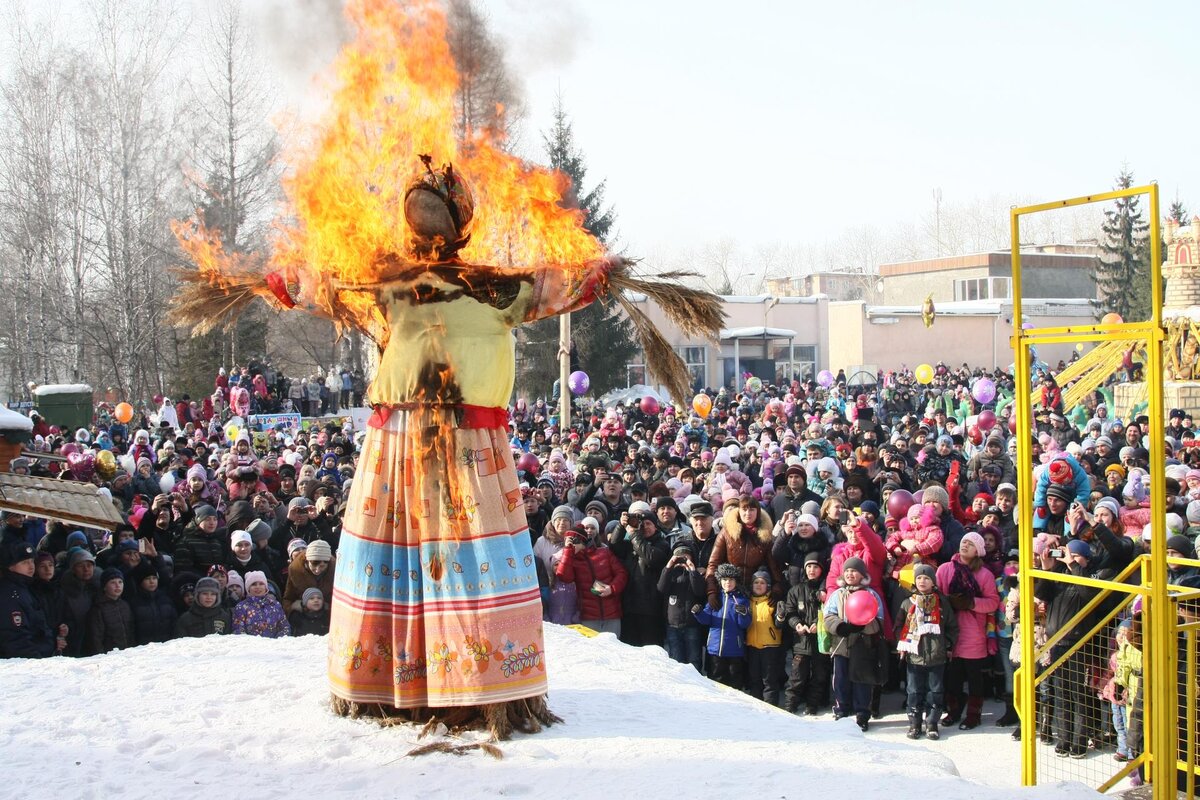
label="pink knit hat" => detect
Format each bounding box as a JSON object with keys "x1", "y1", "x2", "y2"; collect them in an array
[{"x1": 959, "y1": 531, "x2": 986, "y2": 556}]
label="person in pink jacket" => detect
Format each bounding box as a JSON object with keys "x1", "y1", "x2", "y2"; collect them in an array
[
  {"x1": 935, "y1": 531, "x2": 1000, "y2": 730},
  {"x1": 884, "y1": 503, "x2": 944, "y2": 579}
]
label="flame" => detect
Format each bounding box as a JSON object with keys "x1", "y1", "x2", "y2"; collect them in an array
[{"x1": 267, "y1": 0, "x2": 603, "y2": 291}]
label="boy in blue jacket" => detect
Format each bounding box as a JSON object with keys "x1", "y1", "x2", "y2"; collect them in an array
[{"x1": 693, "y1": 562, "x2": 751, "y2": 689}]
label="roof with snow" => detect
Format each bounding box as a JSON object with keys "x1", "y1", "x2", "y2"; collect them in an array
[
  {"x1": 866, "y1": 298, "x2": 1096, "y2": 317},
  {"x1": 0, "y1": 406, "x2": 34, "y2": 432},
  {"x1": 31, "y1": 383, "x2": 93, "y2": 397},
  {"x1": 720, "y1": 326, "x2": 798, "y2": 339}
]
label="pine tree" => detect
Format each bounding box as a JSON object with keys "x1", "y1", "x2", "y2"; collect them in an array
[
  {"x1": 1169, "y1": 198, "x2": 1189, "y2": 225},
  {"x1": 1095, "y1": 169, "x2": 1150, "y2": 322},
  {"x1": 513, "y1": 99, "x2": 637, "y2": 399}
]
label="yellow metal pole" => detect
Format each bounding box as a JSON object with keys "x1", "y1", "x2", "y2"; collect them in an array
[
  {"x1": 1011, "y1": 207, "x2": 1039, "y2": 787},
  {"x1": 1143, "y1": 183, "x2": 1176, "y2": 797}
]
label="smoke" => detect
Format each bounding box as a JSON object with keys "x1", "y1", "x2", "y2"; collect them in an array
[
  {"x1": 492, "y1": 0, "x2": 591, "y2": 74},
  {"x1": 247, "y1": 0, "x2": 351, "y2": 116}
]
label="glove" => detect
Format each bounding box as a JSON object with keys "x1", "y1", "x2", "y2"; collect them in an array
[
  {"x1": 835, "y1": 621, "x2": 863, "y2": 637},
  {"x1": 949, "y1": 593, "x2": 973, "y2": 611}
]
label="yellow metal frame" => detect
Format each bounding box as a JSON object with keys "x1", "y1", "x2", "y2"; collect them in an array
[{"x1": 1011, "y1": 184, "x2": 1167, "y2": 791}]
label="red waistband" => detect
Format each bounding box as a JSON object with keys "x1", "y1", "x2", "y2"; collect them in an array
[{"x1": 367, "y1": 403, "x2": 509, "y2": 430}]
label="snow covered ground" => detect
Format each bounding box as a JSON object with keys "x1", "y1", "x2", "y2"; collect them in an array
[{"x1": 0, "y1": 626, "x2": 1099, "y2": 800}]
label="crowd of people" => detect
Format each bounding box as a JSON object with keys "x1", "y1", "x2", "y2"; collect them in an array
[{"x1": 0, "y1": 360, "x2": 1193, "y2": 780}]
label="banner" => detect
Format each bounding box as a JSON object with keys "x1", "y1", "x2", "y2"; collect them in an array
[{"x1": 249, "y1": 413, "x2": 302, "y2": 432}]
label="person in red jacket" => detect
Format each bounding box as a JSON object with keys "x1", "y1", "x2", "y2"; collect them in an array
[{"x1": 556, "y1": 527, "x2": 628, "y2": 638}]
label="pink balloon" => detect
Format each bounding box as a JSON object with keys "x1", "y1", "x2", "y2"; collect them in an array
[
  {"x1": 977, "y1": 410, "x2": 997, "y2": 431},
  {"x1": 640, "y1": 397, "x2": 660, "y2": 415},
  {"x1": 911, "y1": 489, "x2": 924, "y2": 506},
  {"x1": 845, "y1": 590, "x2": 879, "y2": 626},
  {"x1": 516, "y1": 453, "x2": 540, "y2": 475},
  {"x1": 67, "y1": 451, "x2": 95, "y2": 481},
  {"x1": 60, "y1": 442, "x2": 81, "y2": 457},
  {"x1": 886, "y1": 489, "x2": 914, "y2": 519}
]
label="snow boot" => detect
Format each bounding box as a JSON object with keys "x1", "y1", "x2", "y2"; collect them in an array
[
  {"x1": 906, "y1": 710, "x2": 923, "y2": 740},
  {"x1": 958, "y1": 695, "x2": 984, "y2": 730},
  {"x1": 925, "y1": 706, "x2": 941, "y2": 740},
  {"x1": 940, "y1": 693, "x2": 963, "y2": 726},
  {"x1": 995, "y1": 694, "x2": 1018, "y2": 727},
  {"x1": 856, "y1": 712, "x2": 870, "y2": 732}
]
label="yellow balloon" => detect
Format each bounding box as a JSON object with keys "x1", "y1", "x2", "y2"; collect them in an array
[
  {"x1": 915, "y1": 363, "x2": 935, "y2": 385},
  {"x1": 1076, "y1": 343, "x2": 1085, "y2": 352},
  {"x1": 226, "y1": 424, "x2": 240, "y2": 442},
  {"x1": 692, "y1": 393, "x2": 712, "y2": 418},
  {"x1": 96, "y1": 449, "x2": 117, "y2": 480}
]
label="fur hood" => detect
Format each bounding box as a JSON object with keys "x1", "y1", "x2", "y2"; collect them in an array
[{"x1": 722, "y1": 504, "x2": 773, "y2": 545}]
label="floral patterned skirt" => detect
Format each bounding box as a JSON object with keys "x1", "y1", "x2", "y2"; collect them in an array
[{"x1": 327, "y1": 405, "x2": 546, "y2": 708}]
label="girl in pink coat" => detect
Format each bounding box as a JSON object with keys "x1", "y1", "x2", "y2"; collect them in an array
[
  {"x1": 827, "y1": 515, "x2": 892, "y2": 641},
  {"x1": 935, "y1": 531, "x2": 1000, "y2": 730},
  {"x1": 885, "y1": 503, "x2": 944, "y2": 579}
]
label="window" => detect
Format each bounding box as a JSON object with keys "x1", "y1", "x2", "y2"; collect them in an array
[
  {"x1": 626, "y1": 351, "x2": 646, "y2": 387},
  {"x1": 953, "y1": 277, "x2": 1011, "y2": 301},
  {"x1": 675, "y1": 346, "x2": 706, "y2": 391},
  {"x1": 772, "y1": 344, "x2": 817, "y2": 383}
]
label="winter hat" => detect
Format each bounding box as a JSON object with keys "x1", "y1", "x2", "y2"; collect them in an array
[
  {"x1": 913, "y1": 563, "x2": 936, "y2": 583},
  {"x1": 815, "y1": 457, "x2": 839, "y2": 477},
  {"x1": 959, "y1": 531, "x2": 986, "y2": 556},
  {"x1": 922, "y1": 485, "x2": 950, "y2": 508},
  {"x1": 226, "y1": 572, "x2": 245, "y2": 591},
  {"x1": 186, "y1": 463, "x2": 207, "y2": 482},
  {"x1": 194, "y1": 577, "x2": 221, "y2": 597},
  {"x1": 842, "y1": 557, "x2": 868, "y2": 578},
  {"x1": 130, "y1": 559, "x2": 158, "y2": 585},
  {"x1": 302, "y1": 587, "x2": 324, "y2": 606},
  {"x1": 1166, "y1": 513, "x2": 1186, "y2": 535},
  {"x1": 243, "y1": 570, "x2": 268, "y2": 590},
  {"x1": 752, "y1": 568, "x2": 772, "y2": 587},
  {"x1": 627, "y1": 500, "x2": 653, "y2": 517},
  {"x1": 802, "y1": 552, "x2": 822, "y2": 567},
  {"x1": 800, "y1": 501, "x2": 821, "y2": 517},
  {"x1": 66, "y1": 530, "x2": 90, "y2": 549},
  {"x1": 246, "y1": 519, "x2": 272, "y2": 542},
  {"x1": 287, "y1": 538, "x2": 308, "y2": 559},
  {"x1": 936, "y1": 435, "x2": 953, "y2": 448},
  {"x1": 858, "y1": 500, "x2": 880, "y2": 517},
  {"x1": 194, "y1": 504, "x2": 217, "y2": 521},
  {"x1": 551, "y1": 505, "x2": 576, "y2": 523},
  {"x1": 68, "y1": 548, "x2": 96, "y2": 567},
  {"x1": 1096, "y1": 435, "x2": 1114, "y2": 448},
  {"x1": 100, "y1": 567, "x2": 124, "y2": 587},
  {"x1": 1188, "y1": 500, "x2": 1200, "y2": 524},
  {"x1": 712, "y1": 450, "x2": 734, "y2": 469},
  {"x1": 1047, "y1": 459, "x2": 1073, "y2": 485},
  {"x1": 230, "y1": 530, "x2": 252, "y2": 548},
  {"x1": 996, "y1": 483, "x2": 1017, "y2": 496},
  {"x1": 672, "y1": 544, "x2": 694, "y2": 559},
  {"x1": 1095, "y1": 497, "x2": 1121, "y2": 521},
  {"x1": 796, "y1": 513, "x2": 820, "y2": 531},
  {"x1": 305, "y1": 539, "x2": 332, "y2": 562},
  {"x1": 1046, "y1": 484, "x2": 1074, "y2": 503},
  {"x1": 118, "y1": 539, "x2": 140, "y2": 552},
  {"x1": 1066, "y1": 539, "x2": 1091, "y2": 559},
  {"x1": 714, "y1": 563, "x2": 740, "y2": 582},
  {"x1": 1106, "y1": 464, "x2": 1127, "y2": 479}
]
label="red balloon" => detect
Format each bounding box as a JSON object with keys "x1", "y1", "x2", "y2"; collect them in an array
[
  {"x1": 845, "y1": 589, "x2": 880, "y2": 625},
  {"x1": 60, "y1": 442, "x2": 81, "y2": 457},
  {"x1": 1008, "y1": 414, "x2": 1017, "y2": 433},
  {"x1": 640, "y1": 397, "x2": 660, "y2": 415},
  {"x1": 516, "y1": 453, "x2": 540, "y2": 475},
  {"x1": 968, "y1": 425, "x2": 983, "y2": 446},
  {"x1": 886, "y1": 489, "x2": 914, "y2": 520},
  {"x1": 977, "y1": 410, "x2": 997, "y2": 431}
]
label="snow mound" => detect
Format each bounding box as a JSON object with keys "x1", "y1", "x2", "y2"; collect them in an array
[
  {"x1": 0, "y1": 626, "x2": 1097, "y2": 799},
  {"x1": 31, "y1": 383, "x2": 92, "y2": 397},
  {"x1": 0, "y1": 405, "x2": 33, "y2": 431}
]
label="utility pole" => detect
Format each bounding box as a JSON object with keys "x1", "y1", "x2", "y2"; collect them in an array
[{"x1": 558, "y1": 312, "x2": 571, "y2": 431}]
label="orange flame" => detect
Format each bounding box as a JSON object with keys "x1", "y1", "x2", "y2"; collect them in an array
[{"x1": 265, "y1": 0, "x2": 603, "y2": 291}]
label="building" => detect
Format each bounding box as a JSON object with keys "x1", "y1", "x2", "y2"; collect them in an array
[
  {"x1": 878, "y1": 246, "x2": 1099, "y2": 306},
  {"x1": 766, "y1": 271, "x2": 881, "y2": 303}
]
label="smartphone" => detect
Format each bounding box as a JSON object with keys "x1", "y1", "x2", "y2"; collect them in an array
[
  {"x1": 837, "y1": 510, "x2": 849, "y2": 525},
  {"x1": 138, "y1": 538, "x2": 147, "y2": 554},
  {"x1": 1049, "y1": 548, "x2": 1064, "y2": 559}
]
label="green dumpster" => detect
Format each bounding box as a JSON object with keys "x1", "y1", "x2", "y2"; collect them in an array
[{"x1": 32, "y1": 384, "x2": 94, "y2": 432}]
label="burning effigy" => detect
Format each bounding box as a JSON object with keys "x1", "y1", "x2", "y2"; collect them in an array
[{"x1": 169, "y1": 0, "x2": 722, "y2": 738}]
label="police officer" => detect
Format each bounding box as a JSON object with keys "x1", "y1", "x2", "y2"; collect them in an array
[{"x1": 0, "y1": 541, "x2": 65, "y2": 658}]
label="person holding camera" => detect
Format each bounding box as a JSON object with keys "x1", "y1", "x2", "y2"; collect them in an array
[
  {"x1": 555, "y1": 523, "x2": 628, "y2": 637},
  {"x1": 610, "y1": 500, "x2": 670, "y2": 647},
  {"x1": 657, "y1": 543, "x2": 706, "y2": 671}
]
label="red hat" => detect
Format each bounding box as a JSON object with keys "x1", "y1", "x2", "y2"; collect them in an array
[
  {"x1": 1048, "y1": 459, "x2": 1072, "y2": 486},
  {"x1": 974, "y1": 492, "x2": 994, "y2": 505},
  {"x1": 835, "y1": 442, "x2": 853, "y2": 455}
]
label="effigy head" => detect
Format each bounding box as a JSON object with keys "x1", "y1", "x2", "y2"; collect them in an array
[{"x1": 404, "y1": 155, "x2": 474, "y2": 261}]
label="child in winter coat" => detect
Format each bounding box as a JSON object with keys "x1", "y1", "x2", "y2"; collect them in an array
[
  {"x1": 823, "y1": 556, "x2": 885, "y2": 731},
  {"x1": 781, "y1": 553, "x2": 831, "y2": 715},
  {"x1": 175, "y1": 577, "x2": 231, "y2": 637},
  {"x1": 289, "y1": 587, "x2": 330, "y2": 636},
  {"x1": 232, "y1": 570, "x2": 291, "y2": 638},
  {"x1": 744, "y1": 569, "x2": 784, "y2": 706},
  {"x1": 87, "y1": 568, "x2": 136, "y2": 654},
  {"x1": 1112, "y1": 618, "x2": 1142, "y2": 770},
  {"x1": 934, "y1": 531, "x2": 1000, "y2": 730},
  {"x1": 894, "y1": 563, "x2": 958, "y2": 740},
  {"x1": 693, "y1": 563, "x2": 751, "y2": 689},
  {"x1": 885, "y1": 503, "x2": 943, "y2": 578}
]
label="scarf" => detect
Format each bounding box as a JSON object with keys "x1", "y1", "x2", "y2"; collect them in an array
[
  {"x1": 947, "y1": 554, "x2": 982, "y2": 599},
  {"x1": 896, "y1": 591, "x2": 942, "y2": 654}
]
